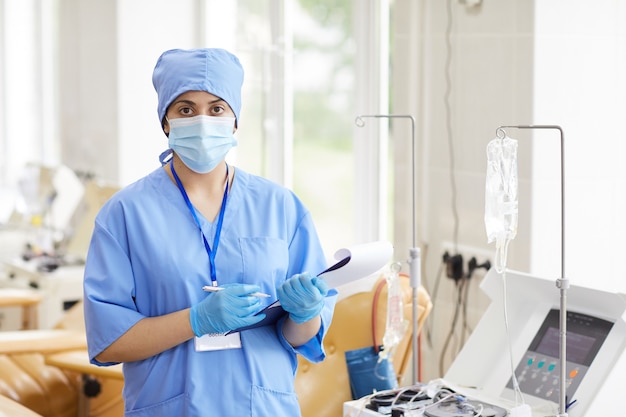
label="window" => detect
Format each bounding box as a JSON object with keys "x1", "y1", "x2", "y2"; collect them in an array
[
  {"x1": 231, "y1": 0, "x2": 357, "y2": 256},
  {"x1": 292, "y1": 0, "x2": 355, "y2": 254}
]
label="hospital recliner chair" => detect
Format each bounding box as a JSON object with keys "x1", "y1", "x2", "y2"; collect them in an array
[
  {"x1": 0, "y1": 393, "x2": 43, "y2": 417},
  {"x1": 0, "y1": 300, "x2": 124, "y2": 417},
  {"x1": 294, "y1": 273, "x2": 432, "y2": 417}
]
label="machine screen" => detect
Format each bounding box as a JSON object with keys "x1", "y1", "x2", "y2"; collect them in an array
[
  {"x1": 506, "y1": 309, "x2": 613, "y2": 402},
  {"x1": 534, "y1": 327, "x2": 597, "y2": 365}
]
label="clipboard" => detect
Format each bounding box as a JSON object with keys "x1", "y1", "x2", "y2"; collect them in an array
[{"x1": 227, "y1": 240, "x2": 393, "y2": 334}]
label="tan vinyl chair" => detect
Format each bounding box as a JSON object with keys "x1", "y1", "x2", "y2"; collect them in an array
[
  {"x1": 0, "y1": 393, "x2": 43, "y2": 417},
  {"x1": 0, "y1": 301, "x2": 124, "y2": 417},
  {"x1": 295, "y1": 273, "x2": 432, "y2": 417}
]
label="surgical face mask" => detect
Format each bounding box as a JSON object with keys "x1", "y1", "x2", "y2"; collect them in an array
[{"x1": 167, "y1": 115, "x2": 237, "y2": 174}]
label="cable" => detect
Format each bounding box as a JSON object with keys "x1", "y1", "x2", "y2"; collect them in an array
[
  {"x1": 424, "y1": 260, "x2": 445, "y2": 349},
  {"x1": 439, "y1": 277, "x2": 464, "y2": 376},
  {"x1": 429, "y1": 0, "x2": 463, "y2": 381},
  {"x1": 437, "y1": 0, "x2": 463, "y2": 374},
  {"x1": 434, "y1": 263, "x2": 480, "y2": 376},
  {"x1": 452, "y1": 275, "x2": 471, "y2": 360},
  {"x1": 444, "y1": 0, "x2": 459, "y2": 249},
  {"x1": 460, "y1": 274, "x2": 473, "y2": 346}
]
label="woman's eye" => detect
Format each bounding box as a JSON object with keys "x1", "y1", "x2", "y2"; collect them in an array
[
  {"x1": 180, "y1": 107, "x2": 193, "y2": 115},
  {"x1": 212, "y1": 106, "x2": 225, "y2": 115}
]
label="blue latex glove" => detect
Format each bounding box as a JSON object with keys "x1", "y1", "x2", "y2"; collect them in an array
[
  {"x1": 190, "y1": 283, "x2": 266, "y2": 336},
  {"x1": 277, "y1": 272, "x2": 329, "y2": 324}
]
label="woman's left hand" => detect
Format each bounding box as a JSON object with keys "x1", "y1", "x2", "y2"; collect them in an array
[{"x1": 277, "y1": 273, "x2": 328, "y2": 324}]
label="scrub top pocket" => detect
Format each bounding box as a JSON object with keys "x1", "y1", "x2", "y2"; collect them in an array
[
  {"x1": 251, "y1": 384, "x2": 301, "y2": 417},
  {"x1": 125, "y1": 392, "x2": 188, "y2": 417}
]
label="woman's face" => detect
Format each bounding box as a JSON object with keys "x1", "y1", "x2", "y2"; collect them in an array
[{"x1": 163, "y1": 90, "x2": 236, "y2": 135}]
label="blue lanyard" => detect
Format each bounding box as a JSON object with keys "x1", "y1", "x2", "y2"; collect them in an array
[{"x1": 170, "y1": 162, "x2": 229, "y2": 287}]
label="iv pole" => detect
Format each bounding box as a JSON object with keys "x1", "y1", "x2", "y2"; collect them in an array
[
  {"x1": 355, "y1": 114, "x2": 421, "y2": 384},
  {"x1": 496, "y1": 124, "x2": 569, "y2": 417}
]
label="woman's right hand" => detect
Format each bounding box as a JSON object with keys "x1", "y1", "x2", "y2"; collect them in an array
[{"x1": 189, "y1": 284, "x2": 266, "y2": 336}]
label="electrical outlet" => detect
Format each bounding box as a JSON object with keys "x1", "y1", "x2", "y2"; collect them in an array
[{"x1": 441, "y1": 241, "x2": 493, "y2": 279}]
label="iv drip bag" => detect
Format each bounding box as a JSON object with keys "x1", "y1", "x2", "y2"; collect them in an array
[
  {"x1": 379, "y1": 262, "x2": 407, "y2": 361},
  {"x1": 485, "y1": 133, "x2": 518, "y2": 272}
]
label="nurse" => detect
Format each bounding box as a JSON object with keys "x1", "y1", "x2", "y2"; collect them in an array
[{"x1": 83, "y1": 48, "x2": 336, "y2": 417}]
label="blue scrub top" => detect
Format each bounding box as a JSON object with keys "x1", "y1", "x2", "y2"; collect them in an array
[{"x1": 83, "y1": 166, "x2": 336, "y2": 417}]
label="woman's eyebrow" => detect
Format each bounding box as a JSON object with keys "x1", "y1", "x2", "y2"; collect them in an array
[
  {"x1": 172, "y1": 98, "x2": 225, "y2": 107},
  {"x1": 172, "y1": 99, "x2": 196, "y2": 106}
]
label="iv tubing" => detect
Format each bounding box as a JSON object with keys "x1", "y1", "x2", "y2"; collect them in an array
[{"x1": 496, "y1": 124, "x2": 568, "y2": 417}]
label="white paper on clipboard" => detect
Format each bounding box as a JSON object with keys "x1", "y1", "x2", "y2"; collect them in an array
[
  {"x1": 317, "y1": 240, "x2": 393, "y2": 288},
  {"x1": 226, "y1": 240, "x2": 393, "y2": 334}
]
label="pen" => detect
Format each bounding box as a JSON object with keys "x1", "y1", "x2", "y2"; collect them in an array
[{"x1": 202, "y1": 286, "x2": 271, "y2": 298}]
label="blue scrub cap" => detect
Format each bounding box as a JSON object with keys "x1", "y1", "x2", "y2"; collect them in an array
[{"x1": 152, "y1": 48, "x2": 244, "y2": 126}]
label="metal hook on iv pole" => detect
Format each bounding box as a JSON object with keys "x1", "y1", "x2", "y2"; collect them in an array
[
  {"x1": 495, "y1": 124, "x2": 569, "y2": 417},
  {"x1": 355, "y1": 114, "x2": 421, "y2": 384},
  {"x1": 495, "y1": 127, "x2": 507, "y2": 140}
]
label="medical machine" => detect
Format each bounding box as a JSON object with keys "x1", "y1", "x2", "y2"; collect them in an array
[
  {"x1": 0, "y1": 169, "x2": 118, "y2": 330},
  {"x1": 0, "y1": 259, "x2": 84, "y2": 330},
  {"x1": 344, "y1": 269, "x2": 626, "y2": 416},
  {"x1": 444, "y1": 268, "x2": 626, "y2": 417}
]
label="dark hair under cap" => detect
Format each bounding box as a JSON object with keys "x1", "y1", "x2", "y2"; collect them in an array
[{"x1": 152, "y1": 48, "x2": 244, "y2": 125}]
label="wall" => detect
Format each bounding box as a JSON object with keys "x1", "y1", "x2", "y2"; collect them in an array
[
  {"x1": 530, "y1": 0, "x2": 626, "y2": 289},
  {"x1": 57, "y1": 0, "x2": 119, "y2": 184}
]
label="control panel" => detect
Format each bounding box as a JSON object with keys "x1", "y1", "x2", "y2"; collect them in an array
[{"x1": 506, "y1": 309, "x2": 613, "y2": 402}]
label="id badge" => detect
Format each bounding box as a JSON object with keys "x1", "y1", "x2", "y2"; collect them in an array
[{"x1": 194, "y1": 332, "x2": 242, "y2": 351}]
